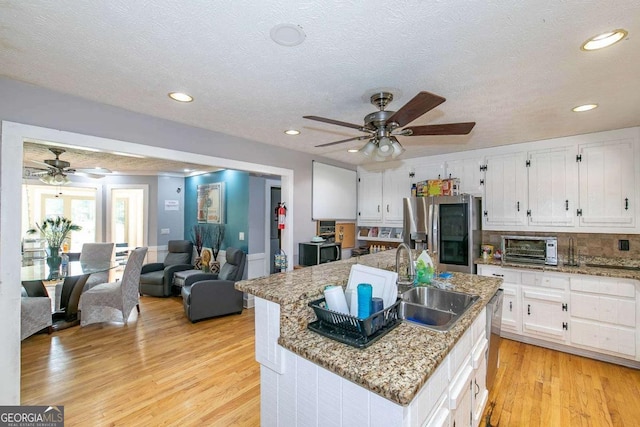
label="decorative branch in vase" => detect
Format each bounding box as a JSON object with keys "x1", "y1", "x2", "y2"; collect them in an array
[
  {"x1": 210, "y1": 224, "x2": 226, "y2": 273},
  {"x1": 190, "y1": 224, "x2": 212, "y2": 269},
  {"x1": 27, "y1": 216, "x2": 81, "y2": 258}
]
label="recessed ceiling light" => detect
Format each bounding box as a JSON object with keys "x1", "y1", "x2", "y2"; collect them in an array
[
  {"x1": 347, "y1": 149, "x2": 359, "y2": 153},
  {"x1": 168, "y1": 92, "x2": 194, "y2": 102},
  {"x1": 284, "y1": 129, "x2": 300, "y2": 135},
  {"x1": 581, "y1": 29, "x2": 628, "y2": 51},
  {"x1": 270, "y1": 23, "x2": 306, "y2": 46},
  {"x1": 572, "y1": 104, "x2": 598, "y2": 112}
]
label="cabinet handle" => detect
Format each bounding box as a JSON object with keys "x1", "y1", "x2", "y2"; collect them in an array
[
  {"x1": 509, "y1": 301, "x2": 512, "y2": 312},
  {"x1": 562, "y1": 303, "x2": 568, "y2": 312},
  {"x1": 474, "y1": 379, "x2": 480, "y2": 398},
  {"x1": 386, "y1": 204, "x2": 389, "y2": 213},
  {"x1": 517, "y1": 201, "x2": 520, "y2": 212},
  {"x1": 377, "y1": 205, "x2": 380, "y2": 213},
  {"x1": 625, "y1": 198, "x2": 629, "y2": 210},
  {"x1": 527, "y1": 304, "x2": 531, "y2": 315},
  {"x1": 565, "y1": 200, "x2": 569, "y2": 211},
  {"x1": 492, "y1": 273, "x2": 504, "y2": 277}
]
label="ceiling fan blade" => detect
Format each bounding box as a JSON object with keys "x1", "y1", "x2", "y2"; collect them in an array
[
  {"x1": 403, "y1": 122, "x2": 476, "y2": 136},
  {"x1": 303, "y1": 116, "x2": 363, "y2": 130},
  {"x1": 73, "y1": 171, "x2": 105, "y2": 179},
  {"x1": 29, "y1": 159, "x2": 53, "y2": 168},
  {"x1": 386, "y1": 91, "x2": 446, "y2": 127},
  {"x1": 75, "y1": 167, "x2": 112, "y2": 174},
  {"x1": 315, "y1": 135, "x2": 369, "y2": 148}
]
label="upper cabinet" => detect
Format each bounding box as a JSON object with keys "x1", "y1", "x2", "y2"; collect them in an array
[
  {"x1": 578, "y1": 140, "x2": 635, "y2": 229},
  {"x1": 482, "y1": 152, "x2": 528, "y2": 228},
  {"x1": 357, "y1": 170, "x2": 383, "y2": 223},
  {"x1": 357, "y1": 168, "x2": 410, "y2": 226},
  {"x1": 482, "y1": 134, "x2": 638, "y2": 233},
  {"x1": 444, "y1": 157, "x2": 484, "y2": 196},
  {"x1": 527, "y1": 147, "x2": 579, "y2": 227}
]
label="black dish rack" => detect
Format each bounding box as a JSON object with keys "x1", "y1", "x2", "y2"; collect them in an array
[{"x1": 307, "y1": 297, "x2": 401, "y2": 348}]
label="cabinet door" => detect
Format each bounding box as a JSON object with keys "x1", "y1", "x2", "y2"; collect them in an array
[
  {"x1": 382, "y1": 168, "x2": 411, "y2": 224},
  {"x1": 445, "y1": 157, "x2": 484, "y2": 196},
  {"x1": 501, "y1": 283, "x2": 521, "y2": 334},
  {"x1": 412, "y1": 160, "x2": 446, "y2": 183},
  {"x1": 357, "y1": 170, "x2": 383, "y2": 224},
  {"x1": 522, "y1": 287, "x2": 568, "y2": 343},
  {"x1": 578, "y1": 140, "x2": 635, "y2": 228},
  {"x1": 527, "y1": 148, "x2": 578, "y2": 227},
  {"x1": 482, "y1": 152, "x2": 528, "y2": 228}
]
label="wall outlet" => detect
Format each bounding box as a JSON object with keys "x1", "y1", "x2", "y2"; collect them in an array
[
  {"x1": 160, "y1": 228, "x2": 170, "y2": 235},
  {"x1": 618, "y1": 239, "x2": 630, "y2": 251},
  {"x1": 239, "y1": 232, "x2": 245, "y2": 241}
]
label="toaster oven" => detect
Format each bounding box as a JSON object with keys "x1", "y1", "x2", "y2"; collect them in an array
[{"x1": 501, "y1": 235, "x2": 558, "y2": 266}]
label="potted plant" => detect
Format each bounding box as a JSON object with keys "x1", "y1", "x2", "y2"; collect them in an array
[
  {"x1": 210, "y1": 224, "x2": 226, "y2": 273},
  {"x1": 27, "y1": 216, "x2": 81, "y2": 259}
]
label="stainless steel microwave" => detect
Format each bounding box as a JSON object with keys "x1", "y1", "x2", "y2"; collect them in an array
[{"x1": 299, "y1": 242, "x2": 342, "y2": 266}]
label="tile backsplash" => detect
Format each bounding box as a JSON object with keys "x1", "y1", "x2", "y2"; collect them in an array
[{"x1": 481, "y1": 231, "x2": 640, "y2": 261}]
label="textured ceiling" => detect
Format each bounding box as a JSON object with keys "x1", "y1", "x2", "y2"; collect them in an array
[{"x1": 2, "y1": 1, "x2": 640, "y2": 166}]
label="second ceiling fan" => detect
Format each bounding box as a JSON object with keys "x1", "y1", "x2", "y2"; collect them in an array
[{"x1": 303, "y1": 90, "x2": 475, "y2": 160}]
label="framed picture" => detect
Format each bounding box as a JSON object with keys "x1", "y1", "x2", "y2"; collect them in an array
[{"x1": 197, "y1": 182, "x2": 225, "y2": 224}]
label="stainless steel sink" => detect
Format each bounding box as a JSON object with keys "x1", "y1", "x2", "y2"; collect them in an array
[{"x1": 398, "y1": 287, "x2": 480, "y2": 332}]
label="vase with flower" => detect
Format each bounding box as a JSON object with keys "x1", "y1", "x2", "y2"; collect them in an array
[{"x1": 27, "y1": 216, "x2": 81, "y2": 271}]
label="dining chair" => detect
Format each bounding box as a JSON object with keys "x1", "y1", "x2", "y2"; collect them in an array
[
  {"x1": 79, "y1": 247, "x2": 148, "y2": 327},
  {"x1": 79, "y1": 242, "x2": 116, "y2": 289}
]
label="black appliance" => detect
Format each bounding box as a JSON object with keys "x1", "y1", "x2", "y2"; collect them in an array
[{"x1": 299, "y1": 242, "x2": 342, "y2": 266}]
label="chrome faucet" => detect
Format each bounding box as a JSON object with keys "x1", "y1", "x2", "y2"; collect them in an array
[{"x1": 396, "y1": 243, "x2": 415, "y2": 287}]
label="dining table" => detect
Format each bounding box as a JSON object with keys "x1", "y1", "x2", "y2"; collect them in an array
[{"x1": 21, "y1": 258, "x2": 119, "y2": 330}]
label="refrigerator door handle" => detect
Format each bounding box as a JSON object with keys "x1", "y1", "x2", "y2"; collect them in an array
[{"x1": 432, "y1": 203, "x2": 439, "y2": 256}]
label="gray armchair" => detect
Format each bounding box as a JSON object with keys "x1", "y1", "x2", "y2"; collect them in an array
[
  {"x1": 139, "y1": 240, "x2": 193, "y2": 297},
  {"x1": 181, "y1": 247, "x2": 246, "y2": 322}
]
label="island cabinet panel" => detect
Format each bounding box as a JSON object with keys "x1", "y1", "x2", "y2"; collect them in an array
[{"x1": 255, "y1": 298, "x2": 284, "y2": 373}]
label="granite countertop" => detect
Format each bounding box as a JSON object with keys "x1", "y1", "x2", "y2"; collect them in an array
[
  {"x1": 474, "y1": 256, "x2": 640, "y2": 281},
  {"x1": 236, "y1": 250, "x2": 503, "y2": 406}
]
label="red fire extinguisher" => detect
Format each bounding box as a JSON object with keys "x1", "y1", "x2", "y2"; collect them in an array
[{"x1": 277, "y1": 202, "x2": 287, "y2": 230}]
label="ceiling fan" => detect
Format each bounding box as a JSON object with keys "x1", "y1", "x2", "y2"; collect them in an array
[
  {"x1": 304, "y1": 90, "x2": 475, "y2": 161},
  {"x1": 27, "y1": 148, "x2": 111, "y2": 185}
]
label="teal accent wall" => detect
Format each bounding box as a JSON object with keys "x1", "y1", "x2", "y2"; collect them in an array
[{"x1": 184, "y1": 170, "x2": 249, "y2": 254}]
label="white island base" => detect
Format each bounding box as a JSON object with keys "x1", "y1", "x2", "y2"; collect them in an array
[{"x1": 255, "y1": 297, "x2": 489, "y2": 427}]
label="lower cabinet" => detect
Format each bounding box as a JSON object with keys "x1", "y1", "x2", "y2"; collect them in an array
[
  {"x1": 521, "y1": 286, "x2": 568, "y2": 343},
  {"x1": 477, "y1": 265, "x2": 640, "y2": 366}
]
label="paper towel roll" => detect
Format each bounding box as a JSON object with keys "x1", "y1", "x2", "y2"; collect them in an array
[{"x1": 324, "y1": 286, "x2": 349, "y2": 314}]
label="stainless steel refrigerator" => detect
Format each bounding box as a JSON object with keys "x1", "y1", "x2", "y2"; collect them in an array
[{"x1": 403, "y1": 195, "x2": 482, "y2": 273}]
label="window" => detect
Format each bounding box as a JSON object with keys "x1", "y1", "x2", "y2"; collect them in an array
[{"x1": 23, "y1": 184, "x2": 98, "y2": 252}]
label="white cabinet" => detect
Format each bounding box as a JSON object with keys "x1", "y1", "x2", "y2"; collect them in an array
[
  {"x1": 527, "y1": 147, "x2": 579, "y2": 227},
  {"x1": 477, "y1": 265, "x2": 522, "y2": 334},
  {"x1": 477, "y1": 265, "x2": 640, "y2": 365},
  {"x1": 569, "y1": 276, "x2": 637, "y2": 359},
  {"x1": 521, "y1": 286, "x2": 568, "y2": 343},
  {"x1": 357, "y1": 170, "x2": 383, "y2": 223},
  {"x1": 482, "y1": 152, "x2": 528, "y2": 228},
  {"x1": 383, "y1": 168, "x2": 411, "y2": 223},
  {"x1": 577, "y1": 139, "x2": 636, "y2": 229},
  {"x1": 412, "y1": 160, "x2": 446, "y2": 184},
  {"x1": 445, "y1": 157, "x2": 484, "y2": 196},
  {"x1": 357, "y1": 168, "x2": 410, "y2": 226}
]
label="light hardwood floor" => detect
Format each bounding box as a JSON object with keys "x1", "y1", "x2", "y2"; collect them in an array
[
  {"x1": 483, "y1": 338, "x2": 640, "y2": 427},
  {"x1": 22, "y1": 297, "x2": 640, "y2": 426},
  {"x1": 21, "y1": 296, "x2": 260, "y2": 426}
]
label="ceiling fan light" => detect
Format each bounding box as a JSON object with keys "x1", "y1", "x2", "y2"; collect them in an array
[
  {"x1": 360, "y1": 140, "x2": 377, "y2": 156},
  {"x1": 376, "y1": 137, "x2": 393, "y2": 158},
  {"x1": 390, "y1": 138, "x2": 405, "y2": 159},
  {"x1": 52, "y1": 173, "x2": 69, "y2": 185},
  {"x1": 39, "y1": 174, "x2": 54, "y2": 184}
]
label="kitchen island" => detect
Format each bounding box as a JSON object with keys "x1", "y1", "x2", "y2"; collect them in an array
[{"x1": 236, "y1": 251, "x2": 503, "y2": 426}]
